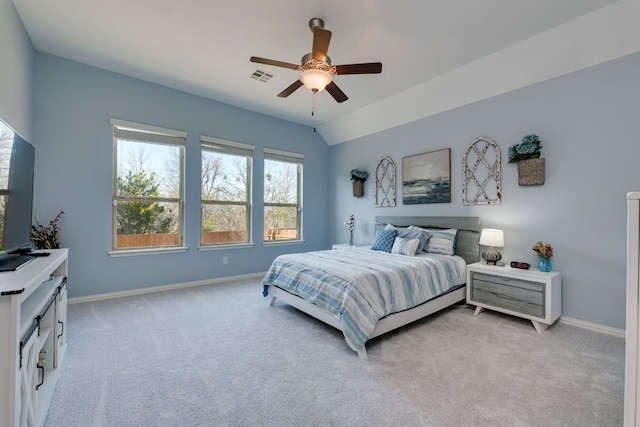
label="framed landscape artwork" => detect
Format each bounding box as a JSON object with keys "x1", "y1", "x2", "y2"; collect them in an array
[{"x1": 402, "y1": 148, "x2": 451, "y2": 204}]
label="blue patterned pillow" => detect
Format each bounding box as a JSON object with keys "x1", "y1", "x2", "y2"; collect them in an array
[
  {"x1": 371, "y1": 229, "x2": 398, "y2": 252},
  {"x1": 391, "y1": 237, "x2": 420, "y2": 256}
]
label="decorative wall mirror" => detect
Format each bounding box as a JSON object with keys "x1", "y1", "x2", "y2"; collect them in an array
[
  {"x1": 463, "y1": 136, "x2": 502, "y2": 205},
  {"x1": 375, "y1": 156, "x2": 396, "y2": 207}
]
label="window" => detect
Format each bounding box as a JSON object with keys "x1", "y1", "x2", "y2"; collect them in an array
[
  {"x1": 200, "y1": 136, "x2": 254, "y2": 246},
  {"x1": 263, "y1": 148, "x2": 303, "y2": 242},
  {"x1": 0, "y1": 122, "x2": 13, "y2": 247},
  {"x1": 111, "y1": 119, "x2": 186, "y2": 251}
]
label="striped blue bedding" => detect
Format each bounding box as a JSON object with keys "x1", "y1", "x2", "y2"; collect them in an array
[{"x1": 262, "y1": 247, "x2": 467, "y2": 352}]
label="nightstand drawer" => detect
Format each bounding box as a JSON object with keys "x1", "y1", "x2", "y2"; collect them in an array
[{"x1": 471, "y1": 273, "x2": 545, "y2": 318}]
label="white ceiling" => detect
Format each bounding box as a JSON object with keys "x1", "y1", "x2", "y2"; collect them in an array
[{"x1": 11, "y1": 0, "x2": 632, "y2": 144}]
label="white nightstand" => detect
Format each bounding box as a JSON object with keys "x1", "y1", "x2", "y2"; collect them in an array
[{"x1": 466, "y1": 262, "x2": 561, "y2": 333}]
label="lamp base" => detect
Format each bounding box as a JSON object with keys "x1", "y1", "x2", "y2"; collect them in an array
[{"x1": 482, "y1": 247, "x2": 502, "y2": 265}]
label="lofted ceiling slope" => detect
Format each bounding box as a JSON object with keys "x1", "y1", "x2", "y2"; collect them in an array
[{"x1": 12, "y1": 0, "x2": 637, "y2": 145}]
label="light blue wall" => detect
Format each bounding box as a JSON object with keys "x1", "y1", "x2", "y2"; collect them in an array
[
  {"x1": 0, "y1": 0, "x2": 33, "y2": 139},
  {"x1": 4, "y1": 1, "x2": 637, "y2": 328},
  {"x1": 33, "y1": 53, "x2": 330, "y2": 298},
  {"x1": 330, "y1": 52, "x2": 640, "y2": 330}
]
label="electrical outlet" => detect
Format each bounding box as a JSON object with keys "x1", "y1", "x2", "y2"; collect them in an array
[{"x1": 223, "y1": 256, "x2": 228, "y2": 264}]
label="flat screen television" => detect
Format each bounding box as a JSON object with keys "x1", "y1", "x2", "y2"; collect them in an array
[{"x1": 0, "y1": 119, "x2": 36, "y2": 271}]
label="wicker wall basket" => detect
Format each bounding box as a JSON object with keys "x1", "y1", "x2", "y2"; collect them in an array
[
  {"x1": 352, "y1": 180, "x2": 364, "y2": 197},
  {"x1": 517, "y1": 158, "x2": 545, "y2": 186}
]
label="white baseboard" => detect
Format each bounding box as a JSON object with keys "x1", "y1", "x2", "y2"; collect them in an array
[
  {"x1": 559, "y1": 315, "x2": 625, "y2": 338},
  {"x1": 69, "y1": 278, "x2": 627, "y2": 341},
  {"x1": 68, "y1": 272, "x2": 266, "y2": 304}
]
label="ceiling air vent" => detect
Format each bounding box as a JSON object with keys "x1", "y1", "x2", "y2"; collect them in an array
[{"x1": 250, "y1": 69, "x2": 274, "y2": 83}]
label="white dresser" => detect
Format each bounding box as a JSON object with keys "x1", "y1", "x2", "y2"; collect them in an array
[
  {"x1": 0, "y1": 249, "x2": 68, "y2": 427},
  {"x1": 626, "y1": 192, "x2": 640, "y2": 427}
]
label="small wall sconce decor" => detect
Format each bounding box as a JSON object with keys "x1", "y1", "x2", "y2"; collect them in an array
[
  {"x1": 508, "y1": 134, "x2": 545, "y2": 186},
  {"x1": 350, "y1": 169, "x2": 368, "y2": 197}
]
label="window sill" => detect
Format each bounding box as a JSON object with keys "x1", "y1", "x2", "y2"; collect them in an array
[
  {"x1": 263, "y1": 240, "x2": 305, "y2": 247},
  {"x1": 108, "y1": 246, "x2": 188, "y2": 257},
  {"x1": 198, "y1": 243, "x2": 255, "y2": 251}
]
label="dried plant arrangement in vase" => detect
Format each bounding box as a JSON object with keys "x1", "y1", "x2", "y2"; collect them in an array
[{"x1": 31, "y1": 210, "x2": 64, "y2": 249}]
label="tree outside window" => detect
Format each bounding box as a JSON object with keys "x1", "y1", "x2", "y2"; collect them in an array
[
  {"x1": 263, "y1": 149, "x2": 303, "y2": 242},
  {"x1": 200, "y1": 137, "x2": 253, "y2": 246},
  {"x1": 0, "y1": 122, "x2": 14, "y2": 247},
  {"x1": 111, "y1": 120, "x2": 185, "y2": 250}
]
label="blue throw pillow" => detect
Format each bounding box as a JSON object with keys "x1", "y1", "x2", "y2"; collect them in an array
[
  {"x1": 426, "y1": 228, "x2": 458, "y2": 255},
  {"x1": 409, "y1": 226, "x2": 458, "y2": 255},
  {"x1": 371, "y1": 229, "x2": 398, "y2": 253}
]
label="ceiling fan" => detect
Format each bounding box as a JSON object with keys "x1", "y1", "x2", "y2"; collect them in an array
[{"x1": 250, "y1": 18, "x2": 382, "y2": 103}]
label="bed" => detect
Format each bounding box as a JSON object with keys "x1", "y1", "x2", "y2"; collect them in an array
[{"x1": 262, "y1": 216, "x2": 481, "y2": 359}]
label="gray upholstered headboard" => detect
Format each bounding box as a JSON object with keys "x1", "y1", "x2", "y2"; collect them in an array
[{"x1": 374, "y1": 216, "x2": 481, "y2": 265}]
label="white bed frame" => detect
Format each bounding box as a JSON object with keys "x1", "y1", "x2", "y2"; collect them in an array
[{"x1": 265, "y1": 216, "x2": 481, "y2": 360}]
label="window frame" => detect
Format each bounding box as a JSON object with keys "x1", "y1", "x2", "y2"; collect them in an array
[
  {"x1": 110, "y1": 118, "x2": 186, "y2": 254},
  {"x1": 200, "y1": 135, "x2": 254, "y2": 248},
  {"x1": 263, "y1": 148, "x2": 303, "y2": 244}
]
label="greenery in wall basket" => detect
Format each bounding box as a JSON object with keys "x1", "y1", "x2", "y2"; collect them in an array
[
  {"x1": 508, "y1": 134, "x2": 542, "y2": 163},
  {"x1": 350, "y1": 169, "x2": 369, "y2": 182}
]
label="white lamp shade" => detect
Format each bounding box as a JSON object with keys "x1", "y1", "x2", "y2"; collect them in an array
[
  {"x1": 300, "y1": 69, "x2": 332, "y2": 92},
  {"x1": 479, "y1": 229, "x2": 504, "y2": 247}
]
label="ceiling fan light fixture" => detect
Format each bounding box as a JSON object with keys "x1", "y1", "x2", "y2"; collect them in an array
[
  {"x1": 300, "y1": 69, "x2": 332, "y2": 92},
  {"x1": 250, "y1": 18, "x2": 380, "y2": 103}
]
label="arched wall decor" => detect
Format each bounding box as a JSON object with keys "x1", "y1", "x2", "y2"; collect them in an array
[
  {"x1": 463, "y1": 136, "x2": 502, "y2": 205},
  {"x1": 375, "y1": 156, "x2": 396, "y2": 207}
]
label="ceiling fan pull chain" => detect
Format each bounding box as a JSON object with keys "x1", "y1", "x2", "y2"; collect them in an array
[
  {"x1": 311, "y1": 90, "x2": 317, "y2": 132},
  {"x1": 312, "y1": 90, "x2": 317, "y2": 116}
]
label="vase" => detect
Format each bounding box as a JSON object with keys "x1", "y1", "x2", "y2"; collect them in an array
[
  {"x1": 352, "y1": 180, "x2": 364, "y2": 197},
  {"x1": 538, "y1": 256, "x2": 552, "y2": 272}
]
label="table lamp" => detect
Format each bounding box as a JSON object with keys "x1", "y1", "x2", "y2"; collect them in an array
[{"x1": 479, "y1": 229, "x2": 504, "y2": 265}]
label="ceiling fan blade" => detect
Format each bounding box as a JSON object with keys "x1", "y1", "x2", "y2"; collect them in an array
[
  {"x1": 325, "y1": 81, "x2": 348, "y2": 103},
  {"x1": 311, "y1": 28, "x2": 332, "y2": 61},
  {"x1": 277, "y1": 80, "x2": 304, "y2": 98},
  {"x1": 335, "y1": 62, "x2": 383, "y2": 75},
  {"x1": 250, "y1": 56, "x2": 299, "y2": 70}
]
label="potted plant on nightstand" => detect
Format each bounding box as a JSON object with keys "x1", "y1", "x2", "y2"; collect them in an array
[
  {"x1": 350, "y1": 169, "x2": 368, "y2": 197},
  {"x1": 532, "y1": 241, "x2": 553, "y2": 272},
  {"x1": 508, "y1": 134, "x2": 545, "y2": 186}
]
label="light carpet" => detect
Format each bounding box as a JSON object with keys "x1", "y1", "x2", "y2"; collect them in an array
[{"x1": 45, "y1": 278, "x2": 624, "y2": 426}]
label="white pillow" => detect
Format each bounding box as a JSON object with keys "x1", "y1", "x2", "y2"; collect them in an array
[
  {"x1": 384, "y1": 223, "x2": 406, "y2": 230},
  {"x1": 391, "y1": 237, "x2": 420, "y2": 256}
]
